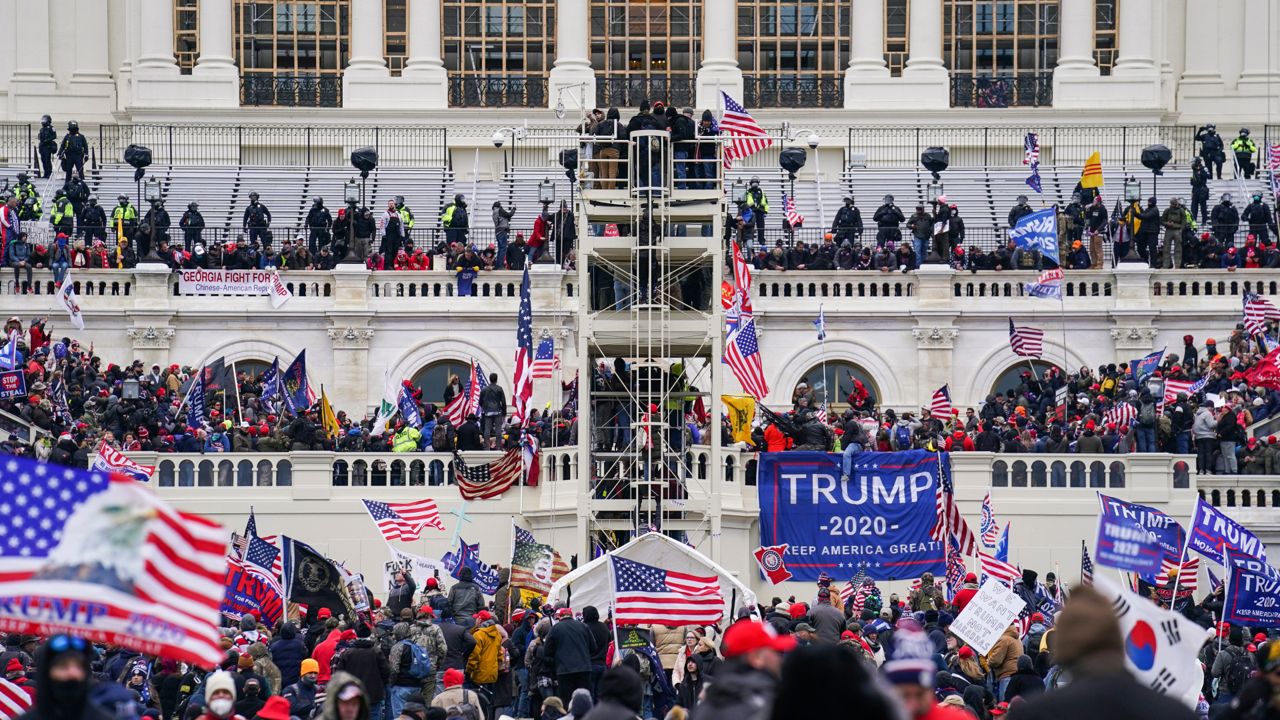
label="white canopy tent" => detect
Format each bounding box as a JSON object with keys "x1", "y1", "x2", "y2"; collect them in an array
[{"x1": 547, "y1": 532, "x2": 758, "y2": 622}]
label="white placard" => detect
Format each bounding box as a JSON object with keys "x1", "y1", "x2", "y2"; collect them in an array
[
  {"x1": 383, "y1": 547, "x2": 448, "y2": 594},
  {"x1": 178, "y1": 269, "x2": 293, "y2": 308},
  {"x1": 949, "y1": 579, "x2": 1026, "y2": 654}
]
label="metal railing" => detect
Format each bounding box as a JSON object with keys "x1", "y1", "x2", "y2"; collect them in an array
[
  {"x1": 950, "y1": 73, "x2": 1053, "y2": 108},
  {"x1": 240, "y1": 74, "x2": 342, "y2": 108},
  {"x1": 846, "y1": 125, "x2": 1198, "y2": 168},
  {"x1": 448, "y1": 76, "x2": 548, "y2": 108},
  {"x1": 596, "y1": 76, "x2": 696, "y2": 109},
  {"x1": 0, "y1": 123, "x2": 34, "y2": 168},
  {"x1": 744, "y1": 75, "x2": 844, "y2": 108},
  {"x1": 95, "y1": 124, "x2": 448, "y2": 168}
]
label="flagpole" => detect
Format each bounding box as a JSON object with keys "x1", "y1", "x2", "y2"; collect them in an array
[
  {"x1": 231, "y1": 359, "x2": 245, "y2": 423},
  {"x1": 507, "y1": 520, "x2": 517, "y2": 621},
  {"x1": 609, "y1": 554, "x2": 622, "y2": 663},
  {"x1": 818, "y1": 304, "x2": 828, "y2": 416}
]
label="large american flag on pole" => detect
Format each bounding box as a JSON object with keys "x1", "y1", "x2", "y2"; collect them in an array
[
  {"x1": 454, "y1": 448, "x2": 524, "y2": 500},
  {"x1": 513, "y1": 263, "x2": 534, "y2": 425},
  {"x1": 930, "y1": 452, "x2": 977, "y2": 556},
  {"x1": 929, "y1": 385, "x2": 953, "y2": 418},
  {"x1": 1104, "y1": 402, "x2": 1138, "y2": 427},
  {"x1": 979, "y1": 551, "x2": 1021, "y2": 586},
  {"x1": 1008, "y1": 318, "x2": 1045, "y2": 358},
  {"x1": 361, "y1": 499, "x2": 445, "y2": 542},
  {"x1": 444, "y1": 362, "x2": 486, "y2": 427},
  {"x1": 611, "y1": 555, "x2": 723, "y2": 626},
  {"x1": 531, "y1": 335, "x2": 560, "y2": 379},
  {"x1": 725, "y1": 318, "x2": 769, "y2": 400},
  {"x1": 1243, "y1": 292, "x2": 1280, "y2": 336},
  {"x1": 0, "y1": 457, "x2": 226, "y2": 666},
  {"x1": 719, "y1": 92, "x2": 773, "y2": 169}
]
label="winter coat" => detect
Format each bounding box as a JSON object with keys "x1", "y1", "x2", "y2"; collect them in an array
[
  {"x1": 690, "y1": 660, "x2": 775, "y2": 720},
  {"x1": 447, "y1": 581, "x2": 485, "y2": 619},
  {"x1": 319, "y1": 673, "x2": 370, "y2": 720},
  {"x1": 312, "y1": 629, "x2": 343, "y2": 684},
  {"x1": 248, "y1": 643, "x2": 282, "y2": 695},
  {"x1": 440, "y1": 620, "x2": 477, "y2": 671},
  {"x1": 1003, "y1": 655, "x2": 1045, "y2": 702},
  {"x1": 544, "y1": 618, "x2": 596, "y2": 676},
  {"x1": 466, "y1": 621, "x2": 506, "y2": 685},
  {"x1": 985, "y1": 627, "x2": 1024, "y2": 680},
  {"x1": 1009, "y1": 661, "x2": 1195, "y2": 720},
  {"x1": 809, "y1": 602, "x2": 846, "y2": 644},
  {"x1": 280, "y1": 677, "x2": 319, "y2": 719},
  {"x1": 388, "y1": 576, "x2": 417, "y2": 616},
  {"x1": 334, "y1": 638, "x2": 389, "y2": 703}
]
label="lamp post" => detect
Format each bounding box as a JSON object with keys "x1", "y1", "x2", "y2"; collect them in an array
[
  {"x1": 340, "y1": 178, "x2": 361, "y2": 265},
  {"x1": 538, "y1": 179, "x2": 555, "y2": 263},
  {"x1": 492, "y1": 123, "x2": 529, "y2": 175},
  {"x1": 1119, "y1": 176, "x2": 1143, "y2": 264},
  {"x1": 122, "y1": 377, "x2": 139, "y2": 400},
  {"x1": 138, "y1": 177, "x2": 164, "y2": 264}
]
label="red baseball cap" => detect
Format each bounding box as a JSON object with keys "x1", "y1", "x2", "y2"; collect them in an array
[{"x1": 722, "y1": 620, "x2": 797, "y2": 658}]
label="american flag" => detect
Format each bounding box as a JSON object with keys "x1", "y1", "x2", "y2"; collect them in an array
[
  {"x1": 1014, "y1": 603, "x2": 1035, "y2": 638},
  {"x1": 511, "y1": 525, "x2": 570, "y2": 594},
  {"x1": 840, "y1": 568, "x2": 867, "y2": 606},
  {"x1": 1155, "y1": 556, "x2": 1200, "y2": 594},
  {"x1": 361, "y1": 499, "x2": 445, "y2": 542},
  {"x1": 1023, "y1": 132, "x2": 1040, "y2": 166},
  {"x1": 1104, "y1": 402, "x2": 1137, "y2": 427},
  {"x1": 930, "y1": 453, "x2": 977, "y2": 555},
  {"x1": 1243, "y1": 292, "x2": 1280, "y2": 336},
  {"x1": 454, "y1": 447, "x2": 524, "y2": 500},
  {"x1": 814, "y1": 405, "x2": 828, "y2": 424},
  {"x1": 783, "y1": 193, "x2": 804, "y2": 228},
  {"x1": 90, "y1": 441, "x2": 155, "y2": 481},
  {"x1": 945, "y1": 534, "x2": 966, "y2": 601},
  {"x1": 514, "y1": 263, "x2": 534, "y2": 425},
  {"x1": 611, "y1": 555, "x2": 723, "y2": 626},
  {"x1": 225, "y1": 553, "x2": 284, "y2": 627},
  {"x1": 850, "y1": 578, "x2": 878, "y2": 617},
  {"x1": 531, "y1": 335, "x2": 560, "y2": 379},
  {"x1": 0, "y1": 677, "x2": 33, "y2": 720},
  {"x1": 930, "y1": 385, "x2": 952, "y2": 418},
  {"x1": 444, "y1": 362, "x2": 486, "y2": 427},
  {"x1": 980, "y1": 492, "x2": 1000, "y2": 548},
  {"x1": 979, "y1": 551, "x2": 1020, "y2": 586},
  {"x1": 725, "y1": 318, "x2": 769, "y2": 400},
  {"x1": 1163, "y1": 377, "x2": 1207, "y2": 405},
  {"x1": 244, "y1": 534, "x2": 281, "y2": 577},
  {"x1": 0, "y1": 457, "x2": 226, "y2": 666},
  {"x1": 1008, "y1": 318, "x2": 1045, "y2": 358},
  {"x1": 719, "y1": 92, "x2": 773, "y2": 169},
  {"x1": 1081, "y1": 539, "x2": 1094, "y2": 585},
  {"x1": 1268, "y1": 143, "x2": 1280, "y2": 200},
  {"x1": 239, "y1": 509, "x2": 282, "y2": 578}
]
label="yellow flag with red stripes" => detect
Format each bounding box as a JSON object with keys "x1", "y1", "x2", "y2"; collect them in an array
[{"x1": 1080, "y1": 151, "x2": 1104, "y2": 189}]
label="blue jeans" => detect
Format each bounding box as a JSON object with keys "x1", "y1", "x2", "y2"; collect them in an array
[
  {"x1": 841, "y1": 443, "x2": 863, "y2": 478},
  {"x1": 389, "y1": 686, "x2": 417, "y2": 718},
  {"x1": 1175, "y1": 430, "x2": 1190, "y2": 454},
  {"x1": 1136, "y1": 425, "x2": 1156, "y2": 452},
  {"x1": 52, "y1": 261, "x2": 69, "y2": 284},
  {"x1": 613, "y1": 276, "x2": 631, "y2": 310},
  {"x1": 515, "y1": 667, "x2": 530, "y2": 717},
  {"x1": 433, "y1": 670, "x2": 445, "y2": 698},
  {"x1": 673, "y1": 149, "x2": 689, "y2": 187},
  {"x1": 496, "y1": 230, "x2": 509, "y2": 269},
  {"x1": 913, "y1": 237, "x2": 928, "y2": 266},
  {"x1": 368, "y1": 700, "x2": 384, "y2": 720},
  {"x1": 997, "y1": 676, "x2": 1011, "y2": 702}
]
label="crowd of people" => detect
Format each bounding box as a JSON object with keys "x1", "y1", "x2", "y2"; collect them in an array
[
  {"x1": 4, "y1": 116, "x2": 1275, "y2": 281},
  {"x1": 8, "y1": 557, "x2": 1279, "y2": 720}
]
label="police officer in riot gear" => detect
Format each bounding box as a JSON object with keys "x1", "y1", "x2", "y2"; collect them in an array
[
  {"x1": 180, "y1": 202, "x2": 205, "y2": 249},
  {"x1": 37, "y1": 115, "x2": 57, "y2": 179},
  {"x1": 1195, "y1": 124, "x2": 1225, "y2": 179},
  {"x1": 139, "y1": 198, "x2": 171, "y2": 257},
  {"x1": 81, "y1": 196, "x2": 108, "y2": 245},
  {"x1": 1008, "y1": 194, "x2": 1033, "y2": 227},
  {"x1": 1210, "y1": 193, "x2": 1239, "y2": 247},
  {"x1": 306, "y1": 197, "x2": 332, "y2": 254},
  {"x1": 831, "y1": 196, "x2": 864, "y2": 245},
  {"x1": 242, "y1": 191, "x2": 272, "y2": 247},
  {"x1": 1232, "y1": 128, "x2": 1258, "y2": 179},
  {"x1": 873, "y1": 194, "x2": 905, "y2": 248},
  {"x1": 57, "y1": 120, "x2": 88, "y2": 187}
]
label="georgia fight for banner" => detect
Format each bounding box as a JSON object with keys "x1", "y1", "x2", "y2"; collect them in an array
[{"x1": 757, "y1": 450, "x2": 945, "y2": 582}]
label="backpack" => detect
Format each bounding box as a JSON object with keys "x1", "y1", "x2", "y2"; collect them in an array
[
  {"x1": 1139, "y1": 402, "x2": 1156, "y2": 426},
  {"x1": 431, "y1": 425, "x2": 454, "y2": 452},
  {"x1": 894, "y1": 424, "x2": 912, "y2": 449},
  {"x1": 398, "y1": 639, "x2": 433, "y2": 680},
  {"x1": 1225, "y1": 650, "x2": 1254, "y2": 693}
]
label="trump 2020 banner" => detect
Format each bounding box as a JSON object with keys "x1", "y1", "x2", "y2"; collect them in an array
[
  {"x1": 1097, "y1": 493, "x2": 1185, "y2": 575},
  {"x1": 757, "y1": 450, "x2": 945, "y2": 582},
  {"x1": 1188, "y1": 497, "x2": 1268, "y2": 567},
  {"x1": 1224, "y1": 555, "x2": 1280, "y2": 628},
  {"x1": 221, "y1": 556, "x2": 285, "y2": 628},
  {"x1": 1008, "y1": 208, "x2": 1059, "y2": 264}
]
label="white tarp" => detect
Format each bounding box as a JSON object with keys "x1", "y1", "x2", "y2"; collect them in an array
[{"x1": 547, "y1": 532, "x2": 757, "y2": 621}]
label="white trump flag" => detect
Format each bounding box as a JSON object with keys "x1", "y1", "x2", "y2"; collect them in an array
[
  {"x1": 55, "y1": 272, "x2": 85, "y2": 330},
  {"x1": 1094, "y1": 575, "x2": 1212, "y2": 708}
]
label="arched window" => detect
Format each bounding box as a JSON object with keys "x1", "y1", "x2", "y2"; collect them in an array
[
  {"x1": 411, "y1": 360, "x2": 474, "y2": 405},
  {"x1": 990, "y1": 361, "x2": 1059, "y2": 399},
  {"x1": 793, "y1": 361, "x2": 880, "y2": 411},
  {"x1": 235, "y1": 359, "x2": 274, "y2": 381}
]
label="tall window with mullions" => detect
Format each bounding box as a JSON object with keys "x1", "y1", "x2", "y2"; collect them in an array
[
  {"x1": 233, "y1": 0, "x2": 350, "y2": 106},
  {"x1": 443, "y1": 0, "x2": 556, "y2": 107},
  {"x1": 945, "y1": 0, "x2": 1057, "y2": 107},
  {"x1": 737, "y1": 0, "x2": 847, "y2": 108},
  {"x1": 590, "y1": 0, "x2": 701, "y2": 110}
]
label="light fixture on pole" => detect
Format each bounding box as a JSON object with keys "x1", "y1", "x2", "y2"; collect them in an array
[
  {"x1": 1119, "y1": 176, "x2": 1144, "y2": 264},
  {"x1": 492, "y1": 122, "x2": 529, "y2": 174},
  {"x1": 782, "y1": 122, "x2": 824, "y2": 227},
  {"x1": 339, "y1": 178, "x2": 362, "y2": 265}
]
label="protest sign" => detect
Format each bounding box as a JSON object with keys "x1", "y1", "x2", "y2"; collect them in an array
[
  {"x1": 383, "y1": 547, "x2": 448, "y2": 592},
  {"x1": 178, "y1": 269, "x2": 292, "y2": 308},
  {"x1": 0, "y1": 370, "x2": 26, "y2": 400},
  {"x1": 949, "y1": 579, "x2": 1027, "y2": 654}
]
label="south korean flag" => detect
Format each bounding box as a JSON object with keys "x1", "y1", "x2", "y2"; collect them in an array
[{"x1": 1094, "y1": 575, "x2": 1213, "y2": 708}]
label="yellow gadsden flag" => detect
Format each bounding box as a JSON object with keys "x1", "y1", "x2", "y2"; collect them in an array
[
  {"x1": 1080, "y1": 151, "x2": 1104, "y2": 189},
  {"x1": 320, "y1": 386, "x2": 341, "y2": 439},
  {"x1": 721, "y1": 395, "x2": 757, "y2": 443}
]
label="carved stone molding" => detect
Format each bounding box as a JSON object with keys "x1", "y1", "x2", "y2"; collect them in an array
[
  {"x1": 1110, "y1": 326, "x2": 1159, "y2": 350},
  {"x1": 327, "y1": 326, "x2": 375, "y2": 349},
  {"x1": 912, "y1": 326, "x2": 959, "y2": 348},
  {"x1": 125, "y1": 326, "x2": 175, "y2": 349}
]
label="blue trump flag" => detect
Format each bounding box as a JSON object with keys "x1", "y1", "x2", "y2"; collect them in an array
[
  {"x1": 281, "y1": 350, "x2": 312, "y2": 411},
  {"x1": 1097, "y1": 493, "x2": 1185, "y2": 580},
  {"x1": 441, "y1": 538, "x2": 500, "y2": 594},
  {"x1": 995, "y1": 523, "x2": 1010, "y2": 563},
  {"x1": 186, "y1": 372, "x2": 205, "y2": 428},
  {"x1": 1007, "y1": 208, "x2": 1059, "y2": 264},
  {"x1": 1130, "y1": 348, "x2": 1166, "y2": 383},
  {"x1": 1188, "y1": 496, "x2": 1268, "y2": 566},
  {"x1": 397, "y1": 385, "x2": 422, "y2": 428},
  {"x1": 1224, "y1": 554, "x2": 1280, "y2": 627},
  {"x1": 1094, "y1": 512, "x2": 1164, "y2": 575},
  {"x1": 757, "y1": 450, "x2": 946, "y2": 582},
  {"x1": 259, "y1": 357, "x2": 281, "y2": 402}
]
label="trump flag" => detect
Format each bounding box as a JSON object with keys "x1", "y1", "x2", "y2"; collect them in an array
[{"x1": 0, "y1": 456, "x2": 226, "y2": 666}]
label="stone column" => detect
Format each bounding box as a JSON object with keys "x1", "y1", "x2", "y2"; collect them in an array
[
  {"x1": 327, "y1": 326, "x2": 375, "y2": 414},
  {"x1": 8, "y1": 0, "x2": 57, "y2": 115},
  {"x1": 847, "y1": 0, "x2": 888, "y2": 75},
  {"x1": 1113, "y1": 0, "x2": 1156, "y2": 75},
  {"x1": 134, "y1": 0, "x2": 180, "y2": 74},
  {"x1": 694, "y1": 0, "x2": 742, "y2": 109},
  {"x1": 897, "y1": 0, "x2": 949, "y2": 109},
  {"x1": 126, "y1": 325, "x2": 177, "y2": 370},
  {"x1": 1179, "y1": 0, "x2": 1221, "y2": 84},
  {"x1": 194, "y1": 0, "x2": 237, "y2": 76},
  {"x1": 402, "y1": 0, "x2": 449, "y2": 108},
  {"x1": 549, "y1": 0, "x2": 597, "y2": 110},
  {"x1": 343, "y1": 0, "x2": 393, "y2": 108},
  {"x1": 1237, "y1": 0, "x2": 1280, "y2": 117},
  {"x1": 1055, "y1": 0, "x2": 1099, "y2": 78}
]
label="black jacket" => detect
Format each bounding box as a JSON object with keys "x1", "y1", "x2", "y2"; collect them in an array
[
  {"x1": 690, "y1": 660, "x2": 775, "y2": 720},
  {"x1": 544, "y1": 618, "x2": 597, "y2": 675},
  {"x1": 456, "y1": 420, "x2": 484, "y2": 450},
  {"x1": 333, "y1": 638, "x2": 390, "y2": 702},
  {"x1": 1008, "y1": 664, "x2": 1194, "y2": 720},
  {"x1": 439, "y1": 620, "x2": 477, "y2": 671}
]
